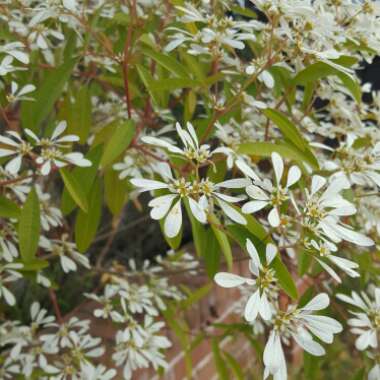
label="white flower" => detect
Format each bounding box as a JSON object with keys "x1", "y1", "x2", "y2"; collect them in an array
[
  {"x1": 40, "y1": 317, "x2": 91, "y2": 349},
  {"x1": 0, "y1": 54, "x2": 26, "y2": 76},
  {"x1": 113, "y1": 316, "x2": 171, "y2": 379},
  {"x1": 0, "y1": 131, "x2": 33, "y2": 174},
  {"x1": 131, "y1": 168, "x2": 203, "y2": 238},
  {"x1": 0, "y1": 223, "x2": 19, "y2": 262},
  {"x1": 142, "y1": 122, "x2": 214, "y2": 164},
  {"x1": 303, "y1": 175, "x2": 374, "y2": 247},
  {"x1": 369, "y1": 363, "x2": 380, "y2": 380},
  {"x1": 0, "y1": 262, "x2": 22, "y2": 306},
  {"x1": 242, "y1": 152, "x2": 301, "y2": 227},
  {"x1": 40, "y1": 235, "x2": 90, "y2": 273},
  {"x1": 0, "y1": 356, "x2": 20, "y2": 379},
  {"x1": 80, "y1": 363, "x2": 116, "y2": 380},
  {"x1": 195, "y1": 177, "x2": 249, "y2": 225},
  {"x1": 246, "y1": 60, "x2": 275, "y2": 88},
  {"x1": 323, "y1": 134, "x2": 380, "y2": 189},
  {"x1": 25, "y1": 121, "x2": 91, "y2": 175},
  {"x1": 132, "y1": 165, "x2": 249, "y2": 237},
  {"x1": 264, "y1": 293, "x2": 342, "y2": 379},
  {"x1": 0, "y1": 42, "x2": 28, "y2": 64},
  {"x1": 309, "y1": 239, "x2": 359, "y2": 283},
  {"x1": 28, "y1": 22, "x2": 64, "y2": 50},
  {"x1": 7, "y1": 81, "x2": 36, "y2": 103},
  {"x1": 215, "y1": 239, "x2": 278, "y2": 322},
  {"x1": 337, "y1": 288, "x2": 380, "y2": 351},
  {"x1": 30, "y1": 302, "x2": 56, "y2": 327},
  {"x1": 117, "y1": 280, "x2": 158, "y2": 317}
]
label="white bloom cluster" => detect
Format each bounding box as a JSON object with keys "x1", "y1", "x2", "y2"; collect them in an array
[
  {"x1": 0, "y1": 122, "x2": 91, "y2": 175},
  {"x1": 84, "y1": 252, "x2": 195, "y2": 378},
  {"x1": 215, "y1": 239, "x2": 342, "y2": 379},
  {"x1": 0, "y1": 303, "x2": 112, "y2": 380}
]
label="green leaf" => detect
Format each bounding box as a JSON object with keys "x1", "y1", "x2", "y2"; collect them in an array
[
  {"x1": 237, "y1": 141, "x2": 319, "y2": 170},
  {"x1": 263, "y1": 109, "x2": 306, "y2": 150},
  {"x1": 60, "y1": 168, "x2": 88, "y2": 212},
  {"x1": 203, "y1": 231, "x2": 221, "y2": 278},
  {"x1": 16, "y1": 259, "x2": 49, "y2": 272},
  {"x1": 100, "y1": 120, "x2": 136, "y2": 168},
  {"x1": 293, "y1": 61, "x2": 361, "y2": 103},
  {"x1": 263, "y1": 109, "x2": 318, "y2": 167},
  {"x1": 181, "y1": 284, "x2": 212, "y2": 310},
  {"x1": 184, "y1": 90, "x2": 197, "y2": 122},
  {"x1": 210, "y1": 214, "x2": 233, "y2": 270},
  {"x1": 75, "y1": 178, "x2": 102, "y2": 252},
  {"x1": 150, "y1": 77, "x2": 200, "y2": 91},
  {"x1": 350, "y1": 368, "x2": 365, "y2": 380},
  {"x1": 18, "y1": 188, "x2": 40, "y2": 263},
  {"x1": 298, "y1": 249, "x2": 313, "y2": 276},
  {"x1": 230, "y1": 5, "x2": 257, "y2": 18},
  {"x1": 211, "y1": 338, "x2": 229, "y2": 380},
  {"x1": 136, "y1": 64, "x2": 163, "y2": 106},
  {"x1": 21, "y1": 58, "x2": 77, "y2": 131},
  {"x1": 180, "y1": 52, "x2": 206, "y2": 80},
  {"x1": 0, "y1": 196, "x2": 20, "y2": 218},
  {"x1": 207, "y1": 158, "x2": 227, "y2": 183},
  {"x1": 69, "y1": 86, "x2": 92, "y2": 144},
  {"x1": 141, "y1": 46, "x2": 190, "y2": 78},
  {"x1": 304, "y1": 352, "x2": 321, "y2": 380},
  {"x1": 272, "y1": 256, "x2": 298, "y2": 300},
  {"x1": 104, "y1": 169, "x2": 128, "y2": 215},
  {"x1": 224, "y1": 352, "x2": 244, "y2": 380},
  {"x1": 61, "y1": 144, "x2": 103, "y2": 215}
]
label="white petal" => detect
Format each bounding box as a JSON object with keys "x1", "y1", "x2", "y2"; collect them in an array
[
  {"x1": 186, "y1": 122, "x2": 199, "y2": 148},
  {"x1": 2, "y1": 286, "x2": 15, "y2": 306},
  {"x1": 242, "y1": 200, "x2": 268, "y2": 214},
  {"x1": 265, "y1": 243, "x2": 277, "y2": 265},
  {"x1": 5, "y1": 155, "x2": 22, "y2": 174},
  {"x1": 149, "y1": 194, "x2": 177, "y2": 220},
  {"x1": 311, "y1": 175, "x2": 326, "y2": 195},
  {"x1": 164, "y1": 199, "x2": 182, "y2": 238},
  {"x1": 258, "y1": 292, "x2": 272, "y2": 320},
  {"x1": 51, "y1": 121, "x2": 67, "y2": 140},
  {"x1": 244, "y1": 290, "x2": 261, "y2": 322},
  {"x1": 235, "y1": 159, "x2": 260, "y2": 181},
  {"x1": 271, "y1": 152, "x2": 284, "y2": 185},
  {"x1": 326, "y1": 221, "x2": 374, "y2": 247},
  {"x1": 356, "y1": 329, "x2": 377, "y2": 350},
  {"x1": 216, "y1": 178, "x2": 251, "y2": 189},
  {"x1": 268, "y1": 207, "x2": 280, "y2": 227},
  {"x1": 217, "y1": 199, "x2": 246, "y2": 225},
  {"x1": 286, "y1": 165, "x2": 301, "y2": 188},
  {"x1": 246, "y1": 239, "x2": 261, "y2": 269},
  {"x1": 130, "y1": 178, "x2": 169, "y2": 191},
  {"x1": 293, "y1": 331, "x2": 325, "y2": 356},
  {"x1": 214, "y1": 272, "x2": 247, "y2": 288},
  {"x1": 260, "y1": 71, "x2": 274, "y2": 88},
  {"x1": 188, "y1": 197, "x2": 207, "y2": 224},
  {"x1": 246, "y1": 185, "x2": 269, "y2": 200},
  {"x1": 302, "y1": 293, "x2": 329, "y2": 311},
  {"x1": 318, "y1": 259, "x2": 341, "y2": 283}
]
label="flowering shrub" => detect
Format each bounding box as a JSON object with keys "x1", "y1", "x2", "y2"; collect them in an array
[{"x1": 1, "y1": 0, "x2": 380, "y2": 379}]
